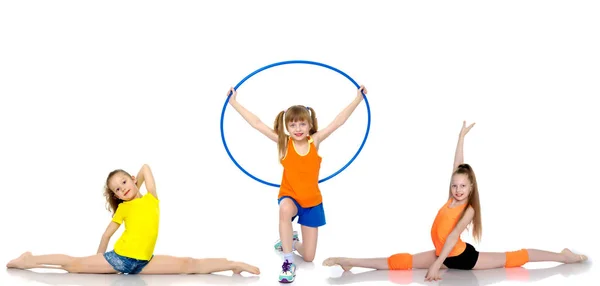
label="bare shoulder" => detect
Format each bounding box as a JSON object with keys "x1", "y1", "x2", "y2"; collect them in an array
[
  {"x1": 310, "y1": 135, "x2": 320, "y2": 149},
  {"x1": 465, "y1": 205, "x2": 475, "y2": 216}
]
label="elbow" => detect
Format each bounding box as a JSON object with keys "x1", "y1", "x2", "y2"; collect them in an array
[
  {"x1": 249, "y1": 117, "x2": 260, "y2": 128},
  {"x1": 250, "y1": 119, "x2": 264, "y2": 130},
  {"x1": 333, "y1": 117, "x2": 346, "y2": 129},
  {"x1": 447, "y1": 233, "x2": 460, "y2": 243}
]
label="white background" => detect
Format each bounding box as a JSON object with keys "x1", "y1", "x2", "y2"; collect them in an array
[{"x1": 1, "y1": 1, "x2": 598, "y2": 285}]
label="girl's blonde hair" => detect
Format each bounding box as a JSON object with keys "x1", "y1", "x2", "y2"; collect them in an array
[
  {"x1": 450, "y1": 164, "x2": 482, "y2": 243},
  {"x1": 273, "y1": 105, "x2": 318, "y2": 159},
  {"x1": 103, "y1": 169, "x2": 130, "y2": 215}
]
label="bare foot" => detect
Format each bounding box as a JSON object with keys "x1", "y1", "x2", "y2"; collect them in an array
[
  {"x1": 232, "y1": 262, "x2": 260, "y2": 275},
  {"x1": 7, "y1": 252, "x2": 35, "y2": 269},
  {"x1": 562, "y1": 249, "x2": 587, "y2": 264},
  {"x1": 323, "y1": 257, "x2": 353, "y2": 271}
]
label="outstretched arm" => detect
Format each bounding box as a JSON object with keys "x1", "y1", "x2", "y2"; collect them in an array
[
  {"x1": 135, "y1": 164, "x2": 157, "y2": 199},
  {"x1": 227, "y1": 87, "x2": 278, "y2": 142},
  {"x1": 425, "y1": 206, "x2": 475, "y2": 281},
  {"x1": 313, "y1": 85, "x2": 367, "y2": 146},
  {"x1": 96, "y1": 221, "x2": 120, "y2": 254},
  {"x1": 453, "y1": 121, "x2": 475, "y2": 172}
]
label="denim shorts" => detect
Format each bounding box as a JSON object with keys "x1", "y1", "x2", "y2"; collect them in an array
[
  {"x1": 104, "y1": 250, "x2": 152, "y2": 274},
  {"x1": 278, "y1": 196, "x2": 326, "y2": 228}
]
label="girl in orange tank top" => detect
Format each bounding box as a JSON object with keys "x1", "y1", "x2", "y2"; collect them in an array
[
  {"x1": 227, "y1": 85, "x2": 368, "y2": 283},
  {"x1": 322, "y1": 121, "x2": 587, "y2": 282}
]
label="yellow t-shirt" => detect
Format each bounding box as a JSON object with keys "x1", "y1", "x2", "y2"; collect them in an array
[{"x1": 112, "y1": 192, "x2": 160, "y2": 260}]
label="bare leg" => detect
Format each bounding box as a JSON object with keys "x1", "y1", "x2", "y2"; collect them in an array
[
  {"x1": 294, "y1": 225, "x2": 318, "y2": 262},
  {"x1": 278, "y1": 198, "x2": 298, "y2": 255},
  {"x1": 530, "y1": 249, "x2": 587, "y2": 263},
  {"x1": 140, "y1": 255, "x2": 260, "y2": 275},
  {"x1": 323, "y1": 257, "x2": 388, "y2": 271},
  {"x1": 474, "y1": 248, "x2": 588, "y2": 270},
  {"x1": 323, "y1": 250, "x2": 446, "y2": 271},
  {"x1": 6, "y1": 251, "x2": 116, "y2": 274}
]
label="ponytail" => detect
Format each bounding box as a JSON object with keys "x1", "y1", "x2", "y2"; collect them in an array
[
  {"x1": 274, "y1": 110, "x2": 287, "y2": 160},
  {"x1": 307, "y1": 106, "x2": 318, "y2": 135}
]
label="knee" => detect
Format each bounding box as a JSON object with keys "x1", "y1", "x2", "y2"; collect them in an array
[
  {"x1": 279, "y1": 200, "x2": 296, "y2": 220},
  {"x1": 505, "y1": 249, "x2": 529, "y2": 268},
  {"x1": 303, "y1": 254, "x2": 315, "y2": 263},
  {"x1": 181, "y1": 257, "x2": 195, "y2": 273},
  {"x1": 388, "y1": 253, "x2": 413, "y2": 270},
  {"x1": 65, "y1": 258, "x2": 83, "y2": 273}
]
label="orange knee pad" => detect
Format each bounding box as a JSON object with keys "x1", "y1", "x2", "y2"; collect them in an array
[
  {"x1": 505, "y1": 249, "x2": 529, "y2": 268},
  {"x1": 387, "y1": 253, "x2": 413, "y2": 270}
]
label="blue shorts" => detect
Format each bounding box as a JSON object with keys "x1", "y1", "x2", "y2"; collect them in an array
[
  {"x1": 278, "y1": 196, "x2": 326, "y2": 228},
  {"x1": 104, "y1": 250, "x2": 152, "y2": 274}
]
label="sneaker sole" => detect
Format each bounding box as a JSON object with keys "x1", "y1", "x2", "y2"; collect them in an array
[{"x1": 279, "y1": 277, "x2": 295, "y2": 283}]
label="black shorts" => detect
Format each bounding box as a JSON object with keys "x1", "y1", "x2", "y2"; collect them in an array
[{"x1": 443, "y1": 243, "x2": 479, "y2": 270}]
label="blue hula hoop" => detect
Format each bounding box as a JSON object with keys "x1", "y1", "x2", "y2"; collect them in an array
[{"x1": 220, "y1": 60, "x2": 371, "y2": 187}]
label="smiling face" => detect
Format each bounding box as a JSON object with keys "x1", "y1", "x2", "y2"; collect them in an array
[
  {"x1": 284, "y1": 106, "x2": 313, "y2": 141},
  {"x1": 287, "y1": 119, "x2": 310, "y2": 141},
  {"x1": 450, "y1": 173, "x2": 472, "y2": 202},
  {"x1": 107, "y1": 172, "x2": 140, "y2": 201}
]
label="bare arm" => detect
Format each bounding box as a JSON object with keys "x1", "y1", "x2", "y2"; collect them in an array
[
  {"x1": 431, "y1": 206, "x2": 475, "y2": 268},
  {"x1": 135, "y1": 164, "x2": 157, "y2": 199},
  {"x1": 96, "y1": 221, "x2": 120, "y2": 254},
  {"x1": 227, "y1": 87, "x2": 278, "y2": 142},
  {"x1": 313, "y1": 85, "x2": 366, "y2": 146},
  {"x1": 453, "y1": 121, "x2": 475, "y2": 172}
]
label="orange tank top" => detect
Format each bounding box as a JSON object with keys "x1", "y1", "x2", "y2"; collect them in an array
[
  {"x1": 430, "y1": 199, "x2": 468, "y2": 257},
  {"x1": 278, "y1": 136, "x2": 322, "y2": 208}
]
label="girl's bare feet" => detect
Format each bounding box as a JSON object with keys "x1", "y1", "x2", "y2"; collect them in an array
[
  {"x1": 232, "y1": 261, "x2": 260, "y2": 275},
  {"x1": 6, "y1": 252, "x2": 35, "y2": 269},
  {"x1": 323, "y1": 257, "x2": 353, "y2": 271},
  {"x1": 562, "y1": 249, "x2": 587, "y2": 264}
]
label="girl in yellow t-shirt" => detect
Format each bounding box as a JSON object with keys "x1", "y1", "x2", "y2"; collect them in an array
[{"x1": 7, "y1": 164, "x2": 260, "y2": 276}]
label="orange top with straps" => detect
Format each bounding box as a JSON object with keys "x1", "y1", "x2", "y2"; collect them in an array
[
  {"x1": 430, "y1": 199, "x2": 468, "y2": 257},
  {"x1": 278, "y1": 136, "x2": 323, "y2": 208}
]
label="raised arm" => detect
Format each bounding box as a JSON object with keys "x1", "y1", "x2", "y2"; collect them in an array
[
  {"x1": 135, "y1": 164, "x2": 157, "y2": 199},
  {"x1": 96, "y1": 221, "x2": 120, "y2": 254},
  {"x1": 425, "y1": 206, "x2": 475, "y2": 281},
  {"x1": 227, "y1": 87, "x2": 278, "y2": 142},
  {"x1": 452, "y1": 121, "x2": 475, "y2": 173},
  {"x1": 312, "y1": 85, "x2": 367, "y2": 146}
]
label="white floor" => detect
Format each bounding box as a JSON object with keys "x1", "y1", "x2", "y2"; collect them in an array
[
  {"x1": 1, "y1": 256, "x2": 595, "y2": 286},
  {"x1": 2, "y1": 231, "x2": 596, "y2": 286}
]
